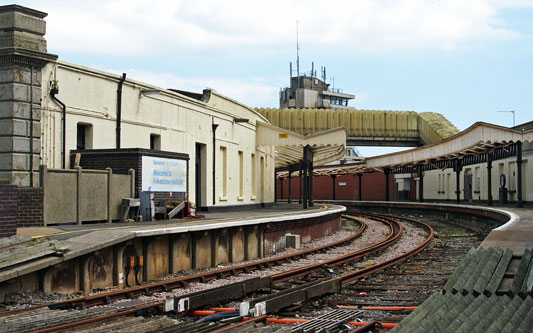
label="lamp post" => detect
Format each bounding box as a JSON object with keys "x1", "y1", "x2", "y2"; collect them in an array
[{"x1": 497, "y1": 110, "x2": 515, "y2": 127}]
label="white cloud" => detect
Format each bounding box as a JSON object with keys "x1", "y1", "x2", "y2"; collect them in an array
[
  {"x1": 101, "y1": 67, "x2": 283, "y2": 108},
  {"x1": 15, "y1": 0, "x2": 528, "y2": 56}
]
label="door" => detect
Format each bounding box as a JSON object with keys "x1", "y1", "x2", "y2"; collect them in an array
[
  {"x1": 464, "y1": 172, "x2": 473, "y2": 201},
  {"x1": 260, "y1": 156, "x2": 265, "y2": 206},
  {"x1": 446, "y1": 174, "x2": 450, "y2": 201},
  {"x1": 195, "y1": 143, "x2": 203, "y2": 210}
]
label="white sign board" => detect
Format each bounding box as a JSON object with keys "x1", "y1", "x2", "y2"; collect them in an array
[
  {"x1": 339, "y1": 182, "x2": 347, "y2": 186},
  {"x1": 142, "y1": 156, "x2": 186, "y2": 192}
]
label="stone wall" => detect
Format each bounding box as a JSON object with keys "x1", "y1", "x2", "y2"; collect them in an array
[{"x1": 0, "y1": 5, "x2": 57, "y2": 186}]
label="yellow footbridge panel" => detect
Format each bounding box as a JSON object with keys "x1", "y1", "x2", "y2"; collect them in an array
[{"x1": 256, "y1": 108, "x2": 458, "y2": 146}]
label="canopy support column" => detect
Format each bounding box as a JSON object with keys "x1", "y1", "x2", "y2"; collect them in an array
[
  {"x1": 454, "y1": 159, "x2": 462, "y2": 204},
  {"x1": 487, "y1": 154, "x2": 493, "y2": 206},
  {"x1": 287, "y1": 167, "x2": 292, "y2": 203},
  {"x1": 298, "y1": 163, "x2": 303, "y2": 204},
  {"x1": 517, "y1": 141, "x2": 523, "y2": 208},
  {"x1": 418, "y1": 165, "x2": 424, "y2": 203}
]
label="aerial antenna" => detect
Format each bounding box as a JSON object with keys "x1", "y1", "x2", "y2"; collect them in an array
[{"x1": 296, "y1": 20, "x2": 300, "y2": 88}]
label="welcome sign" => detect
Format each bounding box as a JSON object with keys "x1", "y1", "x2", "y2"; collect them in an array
[{"x1": 141, "y1": 156, "x2": 186, "y2": 192}]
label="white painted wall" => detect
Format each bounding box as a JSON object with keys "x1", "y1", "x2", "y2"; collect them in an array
[
  {"x1": 40, "y1": 61, "x2": 275, "y2": 208},
  {"x1": 423, "y1": 155, "x2": 532, "y2": 202}
]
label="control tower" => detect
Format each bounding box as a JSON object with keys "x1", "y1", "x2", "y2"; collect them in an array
[{"x1": 279, "y1": 63, "x2": 355, "y2": 109}]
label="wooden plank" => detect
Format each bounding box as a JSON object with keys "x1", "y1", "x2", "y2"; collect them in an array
[
  {"x1": 168, "y1": 201, "x2": 185, "y2": 219},
  {"x1": 0, "y1": 240, "x2": 69, "y2": 270}
]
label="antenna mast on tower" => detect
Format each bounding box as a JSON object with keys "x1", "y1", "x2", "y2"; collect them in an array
[{"x1": 296, "y1": 20, "x2": 300, "y2": 89}]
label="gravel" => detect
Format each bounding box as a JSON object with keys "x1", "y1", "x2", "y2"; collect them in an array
[{"x1": 4, "y1": 217, "x2": 429, "y2": 313}]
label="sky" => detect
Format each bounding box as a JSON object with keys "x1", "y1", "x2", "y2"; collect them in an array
[{"x1": 9, "y1": 0, "x2": 533, "y2": 156}]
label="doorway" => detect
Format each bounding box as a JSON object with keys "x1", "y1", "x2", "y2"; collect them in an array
[
  {"x1": 464, "y1": 171, "x2": 473, "y2": 201},
  {"x1": 195, "y1": 143, "x2": 206, "y2": 211},
  {"x1": 260, "y1": 156, "x2": 265, "y2": 206}
]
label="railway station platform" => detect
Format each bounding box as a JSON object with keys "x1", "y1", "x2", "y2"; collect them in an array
[
  {"x1": 0, "y1": 203, "x2": 344, "y2": 298},
  {"x1": 479, "y1": 206, "x2": 533, "y2": 254}
]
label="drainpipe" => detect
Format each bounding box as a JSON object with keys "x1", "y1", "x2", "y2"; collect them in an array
[
  {"x1": 116, "y1": 73, "x2": 127, "y2": 149},
  {"x1": 212, "y1": 119, "x2": 219, "y2": 206},
  {"x1": 50, "y1": 86, "x2": 66, "y2": 169},
  {"x1": 29, "y1": 66, "x2": 34, "y2": 186}
]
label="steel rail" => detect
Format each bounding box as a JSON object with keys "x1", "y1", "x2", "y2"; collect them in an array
[
  {"x1": 32, "y1": 301, "x2": 164, "y2": 333},
  {"x1": 270, "y1": 215, "x2": 401, "y2": 284},
  {"x1": 0, "y1": 216, "x2": 365, "y2": 315},
  {"x1": 17, "y1": 214, "x2": 410, "y2": 332},
  {"x1": 238, "y1": 215, "x2": 433, "y2": 320}
]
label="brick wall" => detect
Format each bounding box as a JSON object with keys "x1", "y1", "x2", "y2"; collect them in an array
[
  {"x1": 17, "y1": 187, "x2": 43, "y2": 227},
  {"x1": 0, "y1": 184, "x2": 18, "y2": 237},
  {"x1": 264, "y1": 212, "x2": 341, "y2": 255},
  {"x1": 71, "y1": 148, "x2": 189, "y2": 202},
  {"x1": 277, "y1": 172, "x2": 396, "y2": 201}
]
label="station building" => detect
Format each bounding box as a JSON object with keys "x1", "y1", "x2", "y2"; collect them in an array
[{"x1": 0, "y1": 4, "x2": 346, "y2": 231}]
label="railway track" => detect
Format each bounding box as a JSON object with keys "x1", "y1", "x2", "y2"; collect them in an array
[
  {"x1": 0, "y1": 213, "x2": 434, "y2": 332},
  {"x1": 261, "y1": 216, "x2": 485, "y2": 332}
]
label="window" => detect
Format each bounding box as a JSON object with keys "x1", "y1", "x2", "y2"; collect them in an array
[
  {"x1": 251, "y1": 153, "x2": 256, "y2": 197},
  {"x1": 76, "y1": 123, "x2": 93, "y2": 150},
  {"x1": 150, "y1": 134, "x2": 161, "y2": 150},
  {"x1": 220, "y1": 146, "x2": 227, "y2": 198},
  {"x1": 238, "y1": 151, "x2": 243, "y2": 198}
]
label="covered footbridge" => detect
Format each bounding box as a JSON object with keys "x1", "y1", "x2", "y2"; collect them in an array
[{"x1": 257, "y1": 108, "x2": 459, "y2": 147}]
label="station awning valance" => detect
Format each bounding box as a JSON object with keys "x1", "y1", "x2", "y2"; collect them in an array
[{"x1": 256, "y1": 122, "x2": 346, "y2": 168}]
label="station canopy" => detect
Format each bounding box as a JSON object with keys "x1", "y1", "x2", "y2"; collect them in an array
[
  {"x1": 255, "y1": 122, "x2": 347, "y2": 168},
  {"x1": 276, "y1": 122, "x2": 533, "y2": 178}
]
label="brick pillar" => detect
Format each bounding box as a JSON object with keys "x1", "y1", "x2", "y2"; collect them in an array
[
  {"x1": 0, "y1": 182, "x2": 17, "y2": 237},
  {"x1": 0, "y1": 5, "x2": 57, "y2": 186}
]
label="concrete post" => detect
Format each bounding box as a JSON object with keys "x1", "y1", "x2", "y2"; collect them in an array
[
  {"x1": 128, "y1": 169, "x2": 135, "y2": 198},
  {"x1": 40, "y1": 164, "x2": 47, "y2": 226},
  {"x1": 106, "y1": 167, "x2": 112, "y2": 223},
  {"x1": 75, "y1": 166, "x2": 82, "y2": 225},
  {"x1": 0, "y1": 5, "x2": 57, "y2": 186}
]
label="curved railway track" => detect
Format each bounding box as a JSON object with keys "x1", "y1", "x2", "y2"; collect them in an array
[{"x1": 0, "y1": 213, "x2": 434, "y2": 332}]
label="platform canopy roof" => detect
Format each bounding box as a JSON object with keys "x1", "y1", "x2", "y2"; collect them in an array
[
  {"x1": 277, "y1": 122, "x2": 533, "y2": 178},
  {"x1": 255, "y1": 122, "x2": 346, "y2": 168}
]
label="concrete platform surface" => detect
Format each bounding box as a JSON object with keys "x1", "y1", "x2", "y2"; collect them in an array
[
  {"x1": 24, "y1": 203, "x2": 343, "y2": 240},
  {"x1": 0, "y1": 203, "x2": 344, "y2": 283},
  {"x1": 480, "y1": 207, "x2": 533, "y2": 254}
]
